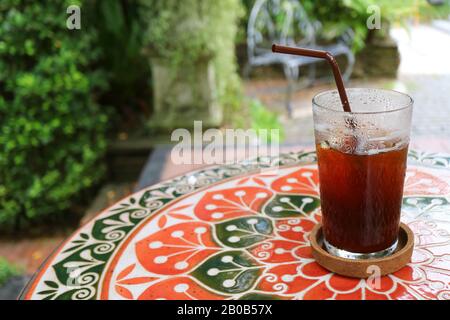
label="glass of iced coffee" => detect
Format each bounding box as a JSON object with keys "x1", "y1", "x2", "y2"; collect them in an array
[{"x1": 313, "y1": 88, "x2": 413, "y2": 259}]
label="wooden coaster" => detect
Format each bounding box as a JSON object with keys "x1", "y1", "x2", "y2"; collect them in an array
[{"x1": 310, "y1": 223, "x2": 414, "y2": 278}]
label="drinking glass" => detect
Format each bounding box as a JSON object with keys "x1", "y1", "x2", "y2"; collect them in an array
[{"x1": 313, "y1": 88, "x2": 413, "y2": 259}]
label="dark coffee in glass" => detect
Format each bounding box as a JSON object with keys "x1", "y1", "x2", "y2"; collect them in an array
[{"x1": 313, "y1": 88, "x2": 413, "y2": 259}]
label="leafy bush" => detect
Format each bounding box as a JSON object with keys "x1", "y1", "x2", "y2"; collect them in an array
[
  {"x1": 0, "y1": 1, "x2": 108, "y2": 229},
  {"x1": 0, "y1": 257, "x2": 20, "y2": 286}
]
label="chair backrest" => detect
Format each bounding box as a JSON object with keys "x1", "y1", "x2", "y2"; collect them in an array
[{"x1": 247, "y1": 0, "x2": 315, "y2": 61}]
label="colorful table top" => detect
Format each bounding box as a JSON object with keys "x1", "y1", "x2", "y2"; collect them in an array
[{"x1": 21, "y1": 150, "x2": 450, "y2": 300}]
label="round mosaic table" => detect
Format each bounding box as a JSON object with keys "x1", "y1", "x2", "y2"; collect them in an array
[{"x1": 21, "y1": 150, "x2": 450, "y2": 300}]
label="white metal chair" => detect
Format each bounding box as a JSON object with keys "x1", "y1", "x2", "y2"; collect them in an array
[{"x1": 245, "y1": 0, "x2": 355, "y2": 116}]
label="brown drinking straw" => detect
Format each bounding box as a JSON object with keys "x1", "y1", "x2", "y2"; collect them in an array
[{"x1": 272, "y1": 44, "x2": 352, "y2": 113}]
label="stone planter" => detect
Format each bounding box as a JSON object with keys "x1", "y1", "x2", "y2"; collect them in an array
[
  {"x1": 352, "y1": 22, "x2": 400, "y2": 78},
  {"x1": 149, "y1": 58, "x2": 223, "y2": 132},
  {"x1": 352, "y1": 37, "x2": 400, "y2": 78}
]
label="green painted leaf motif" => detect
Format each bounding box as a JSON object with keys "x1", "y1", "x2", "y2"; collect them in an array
[
  {"x1": 52, "y1": 246, "x2": 104, "y2": 287},
  {"x1": 297, "y1": 150, "x2": 317, "y2": 163},
  {"x1": 91, "y1": 210, "x2": 136, "y2": 240},
  {"x1": 215, "y1": 216, "x2": 273, "y2": 248},
  {"x1": 408, "y1": 151, "x2": 450, "y2": 168},
  {"x1": 403, "y1": 196, "x2": 450, "y2": 221},
  {"x1": 263, "y1": 194, "x2": 320, "y2": 218},
  {"x1": 63, "y1": 233, "x2": 91, "y2": 254},
  {"x1": 44, "y1": 280, "x2": 59, "y2": 289},
  {"x1": 138, "y1": 188, "x2": 173, "y2": 208},
  {"x1": 37, "y1": 289, "x2": 57, "y2": 296},
  {"x1": 80, "y1": 233, "x2": 89, "y2": 240},
  {"x1": 191, "y1": 251, "x2": 263, "y2": 294},
  {"x1": 62, "y1": 244, "x2": 85, "y2": 254}
]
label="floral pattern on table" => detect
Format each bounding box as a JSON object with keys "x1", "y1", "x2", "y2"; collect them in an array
[{"x1": 21, "y1": 151, "x2": 450, "y2": 300}]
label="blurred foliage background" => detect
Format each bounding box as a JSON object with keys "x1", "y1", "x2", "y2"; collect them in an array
[
  {"x1": 1, "y1": 0, "x2": 450, "y2": 232},
  {"x1": 0, "y1": 257, "x2": 20, "y2": 286},
  {"x1": 86, "y1": 0, "x2": 152, "y2": 130},
  {"x1": 239, "y1": 0, "x2": 450, "y2": 51},
  {"x1": 0, "y1": 0, "x2": 108, "y2": 231}
]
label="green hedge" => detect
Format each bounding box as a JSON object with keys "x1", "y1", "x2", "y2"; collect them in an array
[{"x1": 0, "y1": 1, "x2": 109, "y2": 229}]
